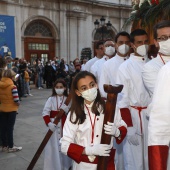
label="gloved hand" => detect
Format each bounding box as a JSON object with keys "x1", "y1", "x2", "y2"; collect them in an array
[
  {"x1": 104, "y1": 122, "x2": 120, "y2": 137},
  {"x1": 48, "y1": 122, "x2": 57, "y2": 132},
  {"x1": 60, "y1": 103, "x2": 69, "y2": 114},
  {"x1": 127, "y1": 127, "x2": 139, "y2": 146},
  {"x1": 85, "y1": 144, "x2": 111, "y2": 156}
]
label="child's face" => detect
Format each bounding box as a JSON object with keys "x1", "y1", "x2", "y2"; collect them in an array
[
  {"x1": 55, "y1": 83, "x2": 65, "y2": 90},
  {"x1": 75, "y1": 76, "x2": 97, "y2": 96}
]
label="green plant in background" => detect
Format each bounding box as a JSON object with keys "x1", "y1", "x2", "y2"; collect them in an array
[
  {"x1": 126, "y1": 0, "x2": 170, "y2": 43},
  {"x1": 125, "y1": 0, "x2": 170, "y2": 28}
]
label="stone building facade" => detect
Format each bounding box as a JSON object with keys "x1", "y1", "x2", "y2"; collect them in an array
[{"x1": 0, "y1": 0, "x2": 132, "y2": 63}]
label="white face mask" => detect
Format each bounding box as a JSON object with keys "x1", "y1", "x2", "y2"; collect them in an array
[
  {"x1": 80, "y1": 87, "x2": 98, "y2": 102},
  {"x1": 135, "y1": 44, "x2": 148, "y2": 56},
  {"x1": 105, "y1": 46, "x2": 115, "y2": 56},
  {"x1": 117, "y1": 44, "x2": 130, "y2": 55},
  {"x1": 159, "y1": 39, "x2": 170, "y2": 56},
  {"x1": 55, "y1": 88, "x2": 64, "y2": 95}
]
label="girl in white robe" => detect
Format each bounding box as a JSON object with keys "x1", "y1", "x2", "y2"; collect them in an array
[
  {"x1": 42, "y1": 79, "x2": 72, "y2": 170},
  {"x1": 60, "y1": 71, "x2": 127, "y2": 170}
]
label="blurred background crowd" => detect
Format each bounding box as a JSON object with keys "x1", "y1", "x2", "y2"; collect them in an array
[{"x1": 0, "y1": 56, "x2": 88, "y2": 100}]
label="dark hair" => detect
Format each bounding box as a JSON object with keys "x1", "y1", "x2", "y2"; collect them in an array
[
  {"x1": 0, "y1": 58, "x2": 7, "y2": 79},
  {"x1": 73, "y1": 58, "x2": 80, "y2": 66},
  {"x1": 60, "y1": 62, "x2": 65, "y2": 70},
  {"x1": 70, "y1": 71, "x2": 105, "y2": 124},
  {"x1": 0, "y1": 58, "x2": 7, "y2": 68},
  {"x1": 115, "y1": 31, "x2": 130, "y2": 43},
  {"x1": 130, "y1": 29, "x2": 148, "y2": 43},
  {"x1": 51, "y1": 79, "x2": 68, "y2": 97},
  {"x1": 95, "y1": 41, "x2": 104, "y2": 49},
  {"x1": 153, "y1": 20, "x2": 170, "y2": 39}
]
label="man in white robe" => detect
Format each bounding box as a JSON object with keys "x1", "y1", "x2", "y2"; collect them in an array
[
  {"x1": 99, "y1": 32, "x2": 131, "y2": 170},
  {"x1": 148, "y1": 62, "x2": 170, "y2": 170},
  {"x1": 148, "y1": 20, "x2": 170, "y2": 170},
  {"x1": 142, "y1": 21, "x2": 170, "y2": 97},
  {"x1": 84, "y1": 41, "x2": 104, "y2": 72},
  {"x1": 116, "y1": 29, "x2": 151, "y2": 170},
  {"x1": 99, "y1": 32, "x2": 130, "y2": 98},
  {"x1": 90, "y1": 40, "x2": 115, "y2": 82}
]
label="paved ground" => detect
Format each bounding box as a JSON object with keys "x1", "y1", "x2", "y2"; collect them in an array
[{"x1": 0, "y1": 85, "x2": 52, "y2": 170}]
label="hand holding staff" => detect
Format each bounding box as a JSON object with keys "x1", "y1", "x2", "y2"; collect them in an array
[{"x1": 97, "y1": 84, "x2": 123, "y2": 170}]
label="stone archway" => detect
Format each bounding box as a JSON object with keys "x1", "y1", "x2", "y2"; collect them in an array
[{"x1": 21, "y1": 16, "x2": 59, "y2": 64}]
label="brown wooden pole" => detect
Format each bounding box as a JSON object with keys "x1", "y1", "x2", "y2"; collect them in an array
[
  {"x1": 27, "y1": 93, "x2": 72, "y2": 170},
  {"x1": 97, "y1": 84, "x2": 123, "y2": 170}
]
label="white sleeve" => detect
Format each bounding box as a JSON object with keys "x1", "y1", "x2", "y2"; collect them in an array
[
  {"x1": 90, "y1": 63, "x2": 97, "y2": 77},
  {"x1": 99, "y1": 64, "x2": 109, "y2": 98},
  {"x1": 60, "y1": 112, "x2": 78, "y2": 155},
  {"x1": 42, "y1": 97, "x2": 52, "y2": 117},
  {"x1": 148, "y1": 64, "x2": 170, "y2": 146},
  {"x1": 116, "y1": 68, "x2": 130, "y2": 108},
  {"x1": 142, "y1": 63, "x2": 157, "y2": 97},
  {"x1": 84, "y1": 61, "x2": 90, "y2": 72}
]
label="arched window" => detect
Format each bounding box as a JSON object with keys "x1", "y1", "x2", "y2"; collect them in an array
[
  {"x1": 94, "y1": 26, "x2": 115, "y2": 41},
  {"x1": 24, "y1": 21, "x2": 53, "y2": 37}
]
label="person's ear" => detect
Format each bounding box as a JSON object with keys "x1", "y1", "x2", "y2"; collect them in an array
[
  {"x1": 75, "y1": 89, "x2": 81, "y2": 96},
  {"x1": 154, "y1": 39, "x2": 159, "y2": 48}
]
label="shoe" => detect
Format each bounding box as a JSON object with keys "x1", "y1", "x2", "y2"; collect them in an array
[
  {"x1": 2, "y1": 146, "x2": 8, "y2": 152},
  {"x1": 8, "y1": 146, "x2": 22, "y2": 153},
  {"x1": 28, "y1": 94, "x2": 33, "y2": 96}
]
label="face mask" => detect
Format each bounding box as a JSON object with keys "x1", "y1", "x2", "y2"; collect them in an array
[
  {"x1": 105, "y1": 46, "x2": 115, "y2": 56},
  {"x1": 136, "y1": 44, "x2": 149, "y2": 56},
  {"x1": 118, "y1": 44, "x2": 130, "y2": 55},
  {"x1": 159, "y1": 39, "x2": 170, "y2": 56},
  {"x1": 80, "y1": 87, "x2": 98, "y2": 102},
  {"x1": 55, "y1": 88, "x2": 64, "y2": 95}
]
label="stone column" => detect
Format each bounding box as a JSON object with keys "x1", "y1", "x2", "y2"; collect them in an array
[{"x1": 66, "y1": 10, "x2": 87, "y2": 61}]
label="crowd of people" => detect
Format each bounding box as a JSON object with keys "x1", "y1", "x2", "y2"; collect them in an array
[{"x1": 0, "y1": 19, "x2": 170, "y2": 170}]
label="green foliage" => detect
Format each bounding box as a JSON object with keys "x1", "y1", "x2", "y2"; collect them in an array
[{"x1": 125, "y1": 0, "x2": 170, "y2": 29}]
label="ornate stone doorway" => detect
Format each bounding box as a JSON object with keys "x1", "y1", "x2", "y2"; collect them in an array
[{"x1": 24, "y1": 20, "x2": 55, "y2": 64}]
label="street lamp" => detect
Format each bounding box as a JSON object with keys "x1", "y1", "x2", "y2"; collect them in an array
[{"x1": 94, "y1": 16, "x2": 112, "y2": 41}]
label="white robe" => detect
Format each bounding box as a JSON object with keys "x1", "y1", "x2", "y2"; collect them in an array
[
  {"x1": 90, "y1": 56, "x2": 109, "y2": 82},
  {"x1": 99, "y1": 54, "x2": 128, "y2": 98},
  {"x1": 60, "y1": 102, "x2": 126, "y2": 170},
  {"x1": 42, "y1": 96, "x2": 72, "y2": 170},
  {"x1": 116, "y1": 53, "x2": 151, "y2": 170},
  {"x1": 84, "y1": 56, "x2": 99, "y2": 72},
  {"x1": 148, "y1": 61, "x2": 170, "y2": 170},
  {"x1": 142, "y1": 54, "x2": 170, "y2": 97},
  {"x1": 98, "y1": 54, "x2": 128, "y2": 170}
]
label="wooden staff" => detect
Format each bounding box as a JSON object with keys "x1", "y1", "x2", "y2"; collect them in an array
[
  {"x1": 27, "y1": 93, "x2": 72, "y2": 170},
  {"x1": 97, "y1": 84, "x2": 123, "y2": 170}
]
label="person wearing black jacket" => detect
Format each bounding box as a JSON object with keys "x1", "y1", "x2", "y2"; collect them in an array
[{"x1": 44, "y1": 62, "x2": 53, "y2": 88}]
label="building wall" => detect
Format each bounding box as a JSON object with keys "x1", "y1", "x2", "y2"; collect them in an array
[{"x1": 0, "y1": 0, "x2": 132, "y2": 62}]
